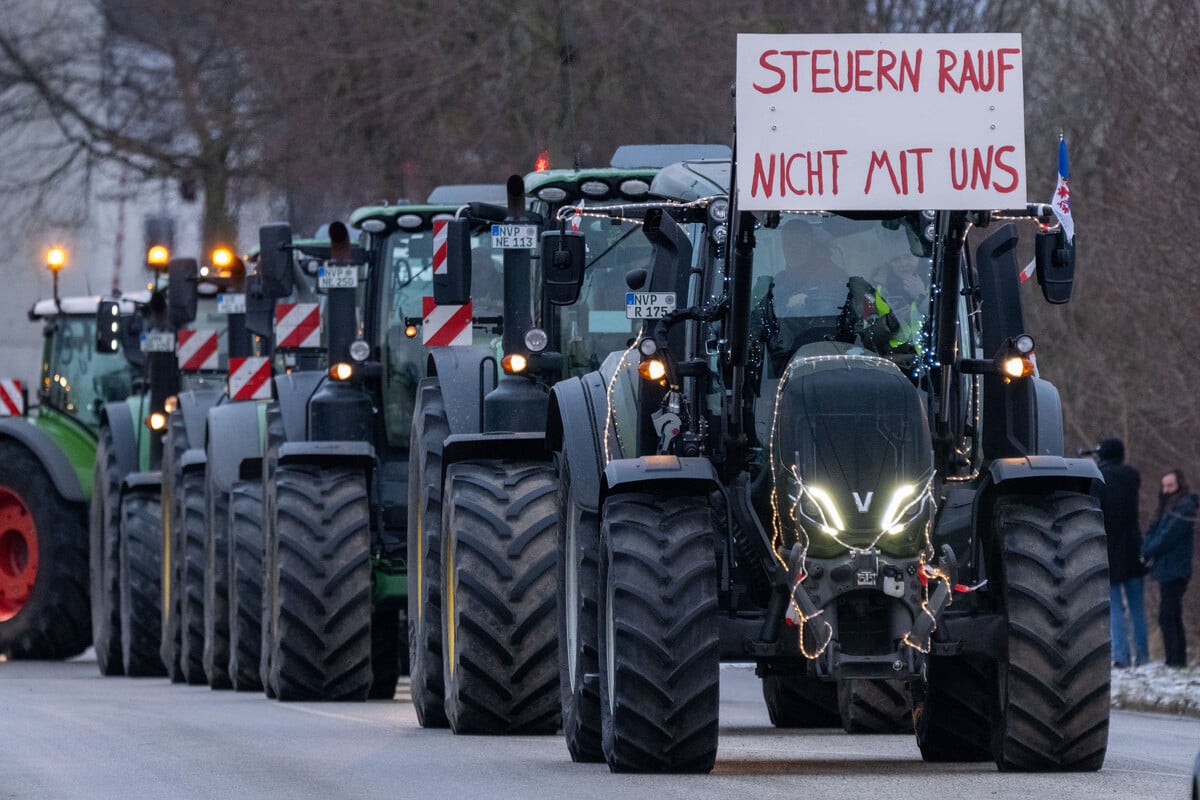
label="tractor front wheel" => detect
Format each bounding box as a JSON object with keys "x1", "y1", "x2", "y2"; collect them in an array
[
  {"x1": 118, "y1": 490, "x2": 166, "y2": 676},
  {"x1": 991, "y1": 492, "x2": 1110, "y2": 772},
  {"x1": 227, "y1": 479, "x2": 263, "y2": 692},
  {"x1": 269, "y1": 463, "x2": 372, "y2": 702},
  {"x1": 89, "y1": 425, "x2": 124, "y2": 675},
  {"x1": 442, "y1": 460, "x2": 560, "y2": 734},
  {"x1": 406, "y1": 380, "x2": 449, "y2": 727},
  {"x1": 598, "y1": 493, "x2": 720, "y2": 774}
]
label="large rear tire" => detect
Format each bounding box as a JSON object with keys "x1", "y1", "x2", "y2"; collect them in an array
[
  {"x1": 406, "y1": 380, "x2": 449, "y2": 727},
  {"x1": 991, "y1": 492, "x2": 1110, "y2": 772},
  {"x1": 442, "y1": 460, "x2": 560, "y2": 734},
  {"x1": 269, "y1": 463, "x2": 372, "y2": 702},
  {"x1": 202, "y1": 474, "x2": 231, "y2": 689},
  {"x1": 556, "y1": 450, "x2": 603, "y2": 762},
  {"x1": 89, "y1": 425, "x2": 124, "y2": 675},
  {"x1": 761, "y1": 674, "x2": 840, "y2": 728},
  {"x1": 914, "y1": 654, "x2": 994, "y2": 761},
  {"x1": 838, "y1": 678, "x2": 914, "y2": 734},
  {"x1": 227, "y1": 479, "x2": 263, "y2": 692},
  {"x1": 0, "y1": 444, "x2": 89, "y2": 659},
  {"x1": 176, "y1": 468, "x2": 208, "y2": 685},
  {"x1": 118, "y1": 490, "x2": 166, "y2": 676},
  {"x1": 598, "y1": 493, "x2": 719, "y2": 774}
]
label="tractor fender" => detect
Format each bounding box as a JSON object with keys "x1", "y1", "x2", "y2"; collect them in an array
[
  {"x1": 441, "y1": 432, "x2": 548, "y2": 484},
  {"x1": 100, "y1": 399, "x2": 142, "y2": 485},
  {"x1": 206, "y1": 400, "x2": 261, "y2": 495},
  {"x1": 177, "y1": 388, "x2": 224, "y2": 450},
  {"x1": 122, "y1": 470, "x2": 162, "y2": 493},
  {"x1": 426, "y1": 345, "x2": 495, "y2": 436},
  {"x1": 180, "y1": 448, "x2": 207, "y2": 473},
  {"x1": 273, "y1": 370, "x2": 324, "y2": 444},
  {"x1": 548, "y1": 374, "x2": 609, "y2": 516},
  {"x1": 277, "y1": 440, "x2": 375, "y2": 469},
  {"x1": 1029, "y1": 377, "x2": 1065, "y2": 456},
  {"x1": 601, "y1": 456, "x2": 721, "y2": 503},
  {"x1": 0, "y1": 418, "x2": 85, "y2": 503},
  {"x1": 972, "y1": 455, "x2": 1103, "y2": 549},
  {"x1": 986, "y1": 454, "x2": 1101, "y2": 488}
]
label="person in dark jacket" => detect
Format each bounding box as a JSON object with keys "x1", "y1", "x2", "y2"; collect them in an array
[
  {"x1": 1094, "y1": 438, "x2": 1149, "y2": 667},
  {"x1": 1142, "y1": 468, "x2": 1199, "y2": 667}
]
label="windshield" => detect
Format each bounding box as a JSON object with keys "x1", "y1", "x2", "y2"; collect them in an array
[
  {"x1": 42, "y1": 315, "x2": 133, "y2": 431},
  {"x1": 378, "y1": 226, "x2": 500, "y2": 445},
  {"x1": 557, "y1": 210, "x2": 650, "y2": 374},
  {"x1": 754, "y1": 212, "x2": 931, "y2": 377}
]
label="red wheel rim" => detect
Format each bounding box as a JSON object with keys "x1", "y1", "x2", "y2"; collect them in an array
[{"x1": 0, "y1": 487, "x2": 38, "y2": 622}]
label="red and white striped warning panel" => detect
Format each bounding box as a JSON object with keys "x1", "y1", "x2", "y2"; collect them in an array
[
  {"x1": 422, "y1": 296, "x2": 473, "y2": 347},
  {"x1": 175, "y1": 329, "x2": 220, "y2": 371},
  {"x1": 0, "y1": 380, "x2": 23, "y2": 416},
  {"x1": 228, "y1": 357, "x2": 272, "y2": 401},
  {"x1": 274, "y1": 302, "x2": 321, "y2": 349},
  {"x1": 432, "y1": 219, "x2": 448, "y2": 276}
]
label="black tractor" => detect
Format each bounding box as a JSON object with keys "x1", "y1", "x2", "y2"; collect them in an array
[
  {"x1": 548, "y1": 157, "x2": 1106, "y2": 773},
  {"x1": 408, "y1": 161, "x2": 684, "y2": 734}
]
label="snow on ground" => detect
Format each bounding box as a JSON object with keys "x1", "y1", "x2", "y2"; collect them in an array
[{"x1": 1110, "y1": 662, "x2": 1200, "y2": 717}]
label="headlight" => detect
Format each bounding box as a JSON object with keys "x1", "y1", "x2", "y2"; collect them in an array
[
  {"x1": 879, "y1": 483, "x2": 930, "y2": 534},
  {"x1": 794, "y1": 484, "x2": 845, "y2": 536},
  {"x1": 707, "y1": 197, "x2": 729, "y2": 224},
  {"x1": 349, "y1": 339, "x2": 371, "y2": 362},
  {"x1": 523, "y1": 327, "x2": 548, "y2": 353}
]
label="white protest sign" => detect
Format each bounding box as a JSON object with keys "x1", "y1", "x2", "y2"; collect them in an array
[{"x1": 736, "y1": 33, "x2": 1026, "y2": 211}]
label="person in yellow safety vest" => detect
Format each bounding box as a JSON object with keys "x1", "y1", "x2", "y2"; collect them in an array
[{"x1": 844, "y1": 271, "x2": 926, "y2": 359}]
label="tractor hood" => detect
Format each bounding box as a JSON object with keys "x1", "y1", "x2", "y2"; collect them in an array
[{"x1": 771, "y1": 342, "x2": 933, "y2": 557}]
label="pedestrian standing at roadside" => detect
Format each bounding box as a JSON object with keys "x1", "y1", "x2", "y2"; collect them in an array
[
  {"x1": 1093, "y1": 438, "x2": 1149, "y2": 668},
  {"x1": 1141, "y1": 469, "x2": 1199, "y2": 668}
]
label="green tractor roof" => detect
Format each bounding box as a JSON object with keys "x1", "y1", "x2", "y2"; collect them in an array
[
  {"x1": 348, "y1": 204, "x2": 461, "y2": 235},
  {"x1": 523, "y1": 167, "x2": 661, "y2": 205}
]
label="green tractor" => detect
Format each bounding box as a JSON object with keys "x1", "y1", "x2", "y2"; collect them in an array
[
  {"x1": 408, "y1": 155, "x2": 727, "y2": 735},
  {"x1": 90, "y1": 252, "x2": 241, "y2": 678},
  {"x1": 195, "y1": 234, "x2": 331, "y2": 692},
  {"x1": 549, "y1": 153, "x2": 1104, "y2": 774},
  {"x1": 254, "y1": 189, "x2": 507, "y2": 702},
  {"x1": 0, "y1": 255, "x2": 147, "y2": 660}
]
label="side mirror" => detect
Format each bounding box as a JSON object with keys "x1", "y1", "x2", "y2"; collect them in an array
[
  {"x1": 1034, "y1": 228, "x2": 1075, "y2": 304},
  {"x1": 432, "y1": 219, "x2": 472, "y2": 306},
  {"x1": 542, "y1": 230, "x2": 586, "y2": 306},
  {"x1": 258, "y1": 222, "x2": 295, "y2": 298},
  {"x1": 244, "y1": 272, "x2": 275, "y2": 338},
  {"x1": 167, "y1": 258, "x2": 198, "y2": 328},
  {"x1": 95, "y1": 299, "x2": 122, "y2": 353}
]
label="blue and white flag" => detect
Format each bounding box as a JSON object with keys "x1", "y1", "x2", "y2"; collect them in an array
[{"x1": 1051, "y1": 135, "x2": 1073, "y2": 242}]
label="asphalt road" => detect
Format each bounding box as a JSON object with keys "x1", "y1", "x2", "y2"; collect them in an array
[{"x1": 1, "y1": 657, "x2": 1196, "y2": 800}]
